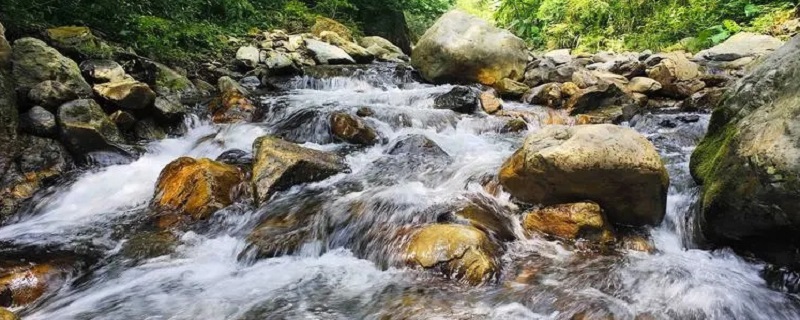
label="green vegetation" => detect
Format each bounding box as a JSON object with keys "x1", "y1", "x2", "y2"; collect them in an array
[
  {"x1": 0, "y1": 0, "x2": 452, "y2": 64},
  {"x1": 494, "y1": 0, "x2": 798, "y2": 52}
]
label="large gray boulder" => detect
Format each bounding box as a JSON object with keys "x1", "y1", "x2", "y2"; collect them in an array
[
  {"x1": 304, "y1": 39, "x2": 355, "y2": 65},
  {"x1": 11, "y1": 38, "x2": 92, "y2": 97},
  {"x1": 690, "y1": 36, "x2": 800, "y2": 266},
  {"x1": 499, "y1": 124, "x2": 669, "y2": 226},
  {"x1": 411, "y1": 10, "x2": 528, "y2": 85},
  {"x1": 695, "y1": 32, "x2": 784, "y2": 62}
]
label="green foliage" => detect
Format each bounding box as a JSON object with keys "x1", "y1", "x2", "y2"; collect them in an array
[{"x1": 495, "y1": 0, "x2": 799, "y2": 52}]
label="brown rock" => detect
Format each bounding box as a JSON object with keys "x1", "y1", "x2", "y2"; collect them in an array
[
  {"x1": 93, "y1": 80, "x2": 156, "y2": 110},
  {"x1": 523, "y1": 202, "x2": 615, "y2": 244},
  {"x1": 405, "y1": 224, "x2": 499, "y2": 284},
  {"x1": 330, "y1": 112, "x2": 378, "y2": 145},
  {"x1": 0, "y1": 263, "x2": 67, "y2": 307},
  {"x1": 493, "y1": 78, "x2": 530, "y2": 99},
  {"x1": 479, "y1": 90, "x2": 503, "y2": 114},
  {"x1": 523, "y1": 83, "x2": 563, "y2": 108},
  {"x1": 209, "y1": 77, "x2": 257, "y2": 123},
  {"x1": 151, "y1": 157, "x2": 243, "y2": 228}
]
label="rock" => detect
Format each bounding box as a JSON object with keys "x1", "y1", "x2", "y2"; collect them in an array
[
  {"x1": 152, "y1": 96, "x2": 187, "y2": 124},
  {"x1": 501, "y1": 118, "x2": 527, "y2": 133},
  {"x1": 151, "y1": 157, "x2": 243, "y2": 228},
  {"x1": 27, "y1": 80, "x2": 78, "y2": 111},
  {"x1": 319, "y1": 31, "x2": 374, "y2": 64},
  {"x1": 304, "y1": 39, "x2": 355, "y2": 65},
  {"x1": 263, "y1": 51, "x2": 298, "y2": 75},
  {"x1": 209, "y1": 76, "x2": 256, "y2": 123},
  {"x1": 0, "y1": 263, "x2": 68, "y2": 307},
  {"x1": 621, "y1": 233, "x2": 655, "y2": 253},
  {"x1": 526, "y1": 61, "x2": 577, "y2": 87},
  {"x1": 499, "y1": 124, "x2": 669, "y2": 226},
  {"x1": 523, "y1": 83, "x2": 563, "y2": 108},
  {"x1": 479, "y1": 90, "x2": 503, "y2": 114},
  {"x1": 566, "y1": 83, "x2": 637, "y2": 121},
  {"x1": 236, "y1": 46, "x2": 261, "y2": 69},
  {"x1": 149, "y1": 61, "x2": 197, "y2": 99},
  {"x1": 11, "y1": 38, "x2": 92, "y2": 97},
  {"x1": 523, "y1": 202, "x2": 616, "y2": 244},
  {"x1": 646, "y1": 52, "x2": 705, "y2": 98},
  {"x1": 0, "y1": 50, "x2": 17, "y2": 181},
  {"x1": 405, "y1": 224, "x2": 499, "y2": 284},
  {"x1": 678, "y1": 88, "x2": 726, "y2": 112},
  {"x1": 239, "y1": 76, "x2": 261, "y2": 90},
  {"x1": 359, "y1": 7, "x2": 414, "y2": 54},
  {"x1": 690, "y1": 36, "x2": 800, "y2": 266},
  {"x1": 0, "y1": 135, "x2": 72, "y2": 219},
  {"x1": 216, "y1": 149, "x2": 253, "y2": 169},
  {"x1": 388, "y1": 134, "x2": 449, "y2": 158},
  {"x1": 451, "y1": 195, "x2": 517, "y2": 242},
  {"x1": 560, "y1": 82, "x2": 581, "y2": 97},
  {"x1": 93, "y1": 79, "x2": 156, "y2": 110},
  {"x1": 134, "y1": 118, "x2": 167, "y2": 141},
  {"x1": 251, "y1": 136, "x2": 347, "y2": 204},
  {"x1": 0, "y1": 308, "x2": 18, "y2": 320},
  {"x1": 360, "y1": 36, "x2": 408, "y2": 62},
  {"x1": 0, "y1": 22, "x2": 10, "y2": 66},
  {"x1": 311, "y1": 17, "x2": 354, "y2": 41},
  {"x1": 356, "y1": 107, "x2": 375, "y2": 117},
  {"x1": 57, "y1": 99, "x2": 124, "y2": 157},
  {"x1": 120, "y1": 231, "x2": 178, "y2": 260},
  {"x1": 79, "y1": 59, "x2": 127, "y2": 83},
  {"x1": 109, "y1": 110, "x2": 136, "y2": 131},
  {"x1": 695, "y1": 32, "x2": 784, "y2": 62},
  {"x1": 411, "y1": 10, "x2": 527, "y2": 85},
  {"x1": 330, "y1": 112, "x2": 378, "y2": 146},
  {"x1": 544, "y1": 49, "x2": 572, "y2": 65},
  {"x1": 20, "y1": 106, "x2": 57, "y2": 137},
  {"x1": 627, "y1": 77, "x2": 662, "y2": 94},
  {"x1": 493, "y1": 78, "x2": 530, "y2": 99},
  {"x1": 244, "y1": 192, "x2": 323, "y2": 258},
  {"x1": 44, "y1": 26, "x2": 118, "y2": 60},
  {"x1": 433, "y1": 86, "x2": 480, "y2": 114}
]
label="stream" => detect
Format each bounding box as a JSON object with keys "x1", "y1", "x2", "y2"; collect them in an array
[{"x1": 4, "y1": 63, "x2": 800, "y2": 319}]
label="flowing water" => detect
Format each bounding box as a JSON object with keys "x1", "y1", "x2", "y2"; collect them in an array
[{"x1": 4, "y1": 63, "x2": 800, "y2": 319}]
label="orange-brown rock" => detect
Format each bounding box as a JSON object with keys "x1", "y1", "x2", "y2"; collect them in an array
[
  {"x1": 523, "y1": 202, "x2": 615, "y2": 244},
  {"x1": 152, "y1": 157, "x2": 243, "y2": 228},
  {"x1": 405, "y1": 224, "x2": 499, "y2": 284},
  {"x1": 0, "y1": 263, "x2": 66, "y2": 307},
  {"x1": 330, "y1": 112, "x2": 378, "y2": 145},
  {"x1": 479, "y1": 89, "x2": 503, "y2": 114},
  {"x1": 209, "y1": 77, "x2": 256, "y2": 123}
]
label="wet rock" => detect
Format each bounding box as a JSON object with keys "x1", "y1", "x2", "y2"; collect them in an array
[
  {"x1": 216, "y1": 149, "x2": 253, "y2": 169},
  {"x1": 433, "y1": 86, "x2": 480, "y2": 114},
  {"x1": 263, "y1": 51, "x2": 298, "y2": 75},
  {"x1": 560, "y1": 82, "x2": 581, "y2": 98},
  {"x1": 151, "y1": 157, "x2": 243, "y2": 228},
  {"x1": 57, "y1": 99, "x2": 125, "y2": 157},
  {"x1": 79, "y1": 59, "x2": 127, "y2": 83},
  {"x1": 493, "y1": 78, "x2": 530, "y2": 99},
  {"x1": 329, "y1": 112, "x2": 378, "y2": 146},
  {"x1": 412, "y1": 10, "x2": 527, "y2": 85},
  {"x1": 646, "y1": 52, "x2": 705, "y2": 98},
  {"x1": 236, "y1": 46, "x2": 261, "y2": 69},
  {"x1": 109, "y1": 110, "x2": 136, "y2": 131},
  {"x1": 44, "y1": 26, "x2": 118, "y2": 60},
  {"x1": 20, "y1": 106, "x2": 57, "y2": 137},
  {"x1": 0, "y1": 263, "x2": 68, "y2": 307},
  {"x1": 695, "y1": 32, "x2": 783, "y2": 62},
  {"x1": 27, "y1": 80, "x2": 79, "y2": 111},
  {"x1": 311, "y1": 17, "x2": 354, "y2": 41},
  {"x1": 0, "y1": 308, "x2": 18, "y2": 320},
  {"x1": 133, "y1": 118, "x2": 167, "y2": 141},
  {"x1": 523, "y1": 202, "x2": 615, "y2": 244},
  {"x1": 690, "y1": 36, "x2": 800, "y2": 267},
  {"x1": 11, "y1": 38, "x2": 92, "y2": 97},
  {"x1": 452, "y1": 195, "x2": 517, "y2": 242},
  {"x1": 356, "y1": 107, "x2": 375, "y2": 117},
  {"x1": 319, "y1": 31, "x2": 374, "y2": 64},
  {"x1": 678, "y1": 88, "x2": 726, "y2": 112},
  {"x1": 405, "y1": 224, "x2": 499, "y2": 284},
  {"x1": 239, "y1": 76, "x2": 261, "y2": 90},
  {"x1": 479, "y1": 89, "x2": 503, "y2": 114},
  {"x1": 0, "y1": 135, "x2": 72, "y2": 220},
  {"x1": 501, "y1": 118, "x2": 528, "y2": 133},
  {"x1": 209, "y1": 76, "x2": 257, "y2": 123},
  {"x1": 149, "y1": 61, "x2": 198, "y2": 99},
  {"x1": 500, "y1": 124, "x2": 669, "y2": 226},
  {"x1": 245, "y1": 204, "x2": 317, "y2": 259},
  {"x1": 566, "y1": 83, "x2": 638, "y2": 122},
  {"x1": 620, "y1": 233, "x2": 655, "y2": 253},
  {"x1": 388, "y1": 134, "x2": 449, "y2": 158},
  {"x1": 305, "y1": 39, "x2": 355, "y2": 65},
  {"x1": 251, "y1": 136, "x2": 347, "y2": 204},
  {"x1": 526, "y1": 61, "x2": 577, "y2": 87},
  {"x1": 120, "y1": 231, "x2": 179, "y2": 260},
  {"x1": 523, "y1": 83, "x2": 563, "y2": 108},
  {"x1": 627, "y1": 77, "x2": 662, "y2": 94},
  {"x1": 93, "y1": 79, "x2": 156, "y2": 110}
]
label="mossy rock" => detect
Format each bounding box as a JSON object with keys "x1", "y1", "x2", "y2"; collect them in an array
[
  {"x1": 45, "y1": 26, "x2": 119, "y2": 60},
  {"x1": 11, "y1": 37, "x2": 92, "y2": 97},
  {"x1": 311, "y1": 17, "x2": 354, "y2": 41}
]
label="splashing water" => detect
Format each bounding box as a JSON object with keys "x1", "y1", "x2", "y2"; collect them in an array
[{"x1": 3, "y1": 63, "x2": 797, "y2": 319}]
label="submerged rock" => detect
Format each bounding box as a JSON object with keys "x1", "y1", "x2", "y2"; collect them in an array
[
  {"x1": 0, "y1": 263, "x2": 69, "y2": 308},
  {"x1": 329, "y1": 112, "x2": 379, "y2": 146},
  {"x1": 523, "y1": 202, "x2": 615, "y2": 244},
  {"x1": 11, "y1": 38, "x2": 92, "y2": 97},
  {"x1": 251, "y1": 136, "x2": 347, "y2": 204},
  {"x1": 690, "y1": 36, "x2": 800, "y2": 267},
  {"x1": 151, "y1": 157, "x2": 243, "y2": 228},
  {"x1": 405, "y1": 224, "x2": 499, "y2": 284},
  {"x1": 411, "y1": 10, "x2": 527, "y2": 85},
  {"x1": 433, "y1": 86, "x2": 480, "y2": 114},
  {"x1": 500, "y1": 124, "x2": 669, "y2": 226}
]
